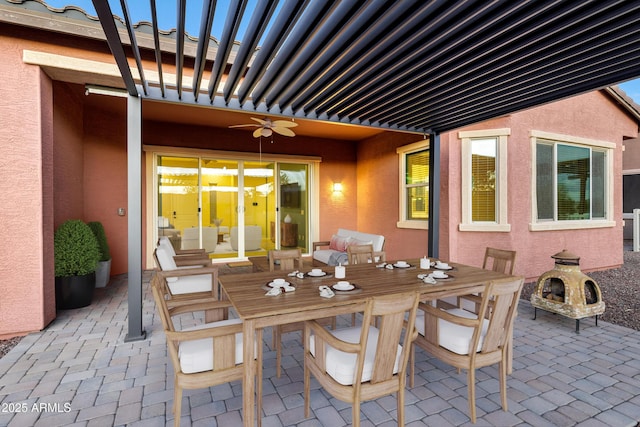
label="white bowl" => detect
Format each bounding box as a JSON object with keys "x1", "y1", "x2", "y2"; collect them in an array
[{"x1": 272, "y1": 278, "x2": 286, "y2": 286}]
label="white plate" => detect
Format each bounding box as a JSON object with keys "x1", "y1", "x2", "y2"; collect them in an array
[
  {"x1": 333, "y1": 282, "x2": 354, "y2": 291},
  {"x1": 393, "y1": 263, "x2": 411, "y2": 268},
  {"x1": 268, "y1": 281, "x2": 290, "y2": 287},
  {"x1": 307, "y1": 271, "x2": 327, "y2": 277},
  {"x1": 431, "y1": 273, "x2": 448, "y2": 279}
]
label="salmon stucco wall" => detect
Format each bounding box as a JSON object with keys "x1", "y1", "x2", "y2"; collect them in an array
[
  {"x1": 0, "y1": 37, "x2": 55, "y2": 337},
  {"x1": 356, "y1": 132, "x2": 429, "y2": 260},
  {"x1": 83, "y1": 98, "x2": 129, "y2": 276},
  {"x1": 443, "y1": 91, "x2": 635, "y2": 281}
]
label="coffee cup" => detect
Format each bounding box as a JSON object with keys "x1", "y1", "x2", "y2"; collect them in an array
[
  {"x1": 311, "y1": 268, "x2": 322, "y2": 275},
  {"x1": 436, "y1": 261, "x2": 449, "y2": 269},
  {"x1": 396, "y1": 261, "x2": 408, "y2": 267},
  {"x1": 432, "y1": 270, "x2": 447, "y2": 278},
  {"x1": 273, "y1": 278, "x2": 286, "y2": 286}
]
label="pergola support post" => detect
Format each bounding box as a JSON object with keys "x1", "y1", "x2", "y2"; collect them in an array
[
  {"x1": 428, "y1": 131, "x2": 440, "y2": 259},
  {"x1": 125, "y1": 94, "x2": 146, "y2": 342}
]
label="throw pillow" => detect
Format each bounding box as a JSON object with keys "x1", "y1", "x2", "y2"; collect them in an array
[{"x1": 329, "y1": 234, "x2": 351, "y2": 252}]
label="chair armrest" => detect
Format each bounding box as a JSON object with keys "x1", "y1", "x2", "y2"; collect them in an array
[
  {"x1": 373, "y1": 251, "x2": 386, "y2": 262},
  {"x1": 312, "y1": 241, "x2": 331, "y2": 252},
  {"x1": 165, "y1": 321, "x2": 242, "y2": 341},
  {"x1": 305, "y1": 319, "x2": 361, "y2": 354},
  {"x1": 168, "y1": 299, "x2": 234, "y2": 316},
  {"x1": 157, "y1": 266, "x2": 218, "y2": 279},
  {"x1": 174, "y1": 256, "x2": 211, "y2": 267},
  {"x1": 175, "y1": 248, "x2": 207, "y2": 255},
  {"x1": 419, "y1": 302, "x2": 479, "y2": 327}
]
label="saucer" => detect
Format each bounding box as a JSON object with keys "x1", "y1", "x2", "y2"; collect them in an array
[
  {"x1": 333, "y1": 282, "x2": 355, "y2": 291},
  {"x1": 307, "y1": 271, "x2": 327, "y2": 277},
  {"x1": 393, "y1": 263, "x2": 411, "y2": 268},
  {"x1": 431, "y1": 273, "x2": 448, "y2": 279},
  {"x1": 435, "y1": 264, "x2": 453, "y2": 270}
]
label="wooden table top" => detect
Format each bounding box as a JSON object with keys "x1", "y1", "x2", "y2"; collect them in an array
[{"x1": 219, "y1": 259, "x2": 516, "y2": 322}]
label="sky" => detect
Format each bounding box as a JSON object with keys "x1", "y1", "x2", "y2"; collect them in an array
[{"x1": 47, "y1": 0, "x2": 640, "y2": 106}]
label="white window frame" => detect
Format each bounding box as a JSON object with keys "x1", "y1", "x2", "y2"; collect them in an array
[
  {"x1": 397, "y1": 140, "x2": 429, "y2": 230},
  {"x1": 529, "y1": 130, "x2": 615, "y2": 231},
  {"x1": 459, "y1": 128, "x2": 511, "y2": 232}
]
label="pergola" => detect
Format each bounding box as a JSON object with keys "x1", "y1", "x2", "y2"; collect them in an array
[{"x1": 86, "y1": 0, "x2": 640, "y2": 341}]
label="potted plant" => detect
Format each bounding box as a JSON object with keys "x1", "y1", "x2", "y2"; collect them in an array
[
  {"x1": 88, "y1": 221, "x2": 111, "y2": 288},
  {"x1": 54, "y1": 219, "x2": 100, "y2": 309}
]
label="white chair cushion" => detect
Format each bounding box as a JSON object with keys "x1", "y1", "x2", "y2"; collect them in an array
[
  {"x1": 155, "y1": 245, "x2": 178, "y2": 271},
  {"x1": 438, "y1": 308, "x2": 489, "y2": 355},
  {"x1": 310, "y1": 326, "x2": 402, "y2": 386},
  {"x1": 158, "y1": 236, "x2": 177, "y2": 257},
  {"x1": 178, "y1": 318, "x2": 243, "y2": 374},
  {"x1": 166, "y1": 274, "x2": 212, "y2": 295}
]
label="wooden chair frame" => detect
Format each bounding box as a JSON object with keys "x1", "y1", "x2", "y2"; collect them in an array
[
  {"x1": 267, "y1": 248, "x2": 336, "y2": 377},
  {"x1": 304, "y1": 291, "x2": 420, "y2": 427},
  {"x1": 412, "y1": 277, "x2": 524, "y2": 423},
  {"x1": 151, "y1": 274, "x2": 262, "y2": 427}
]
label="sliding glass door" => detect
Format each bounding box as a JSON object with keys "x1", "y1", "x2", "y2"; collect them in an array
[{"x1": 155, "y1": 154, "x2": 310, "y2": 260}]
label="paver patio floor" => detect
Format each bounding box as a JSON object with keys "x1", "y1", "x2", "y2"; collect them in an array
[{"x1": 1, "y1": 271, "x2": 640, "y2": 426}]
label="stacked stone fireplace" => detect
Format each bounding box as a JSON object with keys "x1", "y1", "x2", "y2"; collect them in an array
[{"x1": 530, "y1": 249, "x2": 605, "y2": 333}]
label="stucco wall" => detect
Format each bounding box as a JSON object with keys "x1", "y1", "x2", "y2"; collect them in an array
[
  {"x1": 83, "y1": 97, "x2": 128, "y2": 275},
  {"x1": 0, "y1": 35, "x2": 55, "y2": 337},
  {"x1": 356, "y1": 132, "x2": 428, "y2": 258},
  {"x1": 444, "y1": 91, "x2": 635, "y2": 280}
]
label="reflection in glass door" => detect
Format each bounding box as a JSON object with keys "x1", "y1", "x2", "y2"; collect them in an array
[
  {"x1": 277, "y1": 163, "x2": 308, "y2": 250},
  {"x1": 156, "y1": 155, "x2": 310, "y2": 259},
  {"x1": 157, "y1": 156, "x2": 200, "y2": 253},
  {"x1": 202, "y1": 158, "x2": 240, "y2": 258}
]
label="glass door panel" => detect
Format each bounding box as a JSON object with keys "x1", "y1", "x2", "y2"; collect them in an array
[
  {"x1": 243, "y1": 160, "x2": 274, "y2": 256},
  {"x1": 157, "y1": 156, "x2": 200, "y2": 252},
  {"x1": 203, "y1": 158, "x2": 239, "y2": 259},
  {"x1": 278, "y1": 163, "x2": 308, "y2": 251}
]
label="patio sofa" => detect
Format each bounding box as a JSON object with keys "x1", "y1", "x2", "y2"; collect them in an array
[{"x1": 312, "y1": 228, "x2": 385, "y2": 266}]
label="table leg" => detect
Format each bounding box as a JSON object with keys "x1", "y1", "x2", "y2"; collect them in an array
[{"x1": 243, "y1": 318, "x2": 256, "y2": 427}]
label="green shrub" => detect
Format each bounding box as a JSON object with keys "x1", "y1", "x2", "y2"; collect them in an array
[
  {"x1": 54, "y1": 220, "x2": 100, "y2": 277},
  {"x1": 88, "y1": 221, "x2": 111, "y2": 262}
]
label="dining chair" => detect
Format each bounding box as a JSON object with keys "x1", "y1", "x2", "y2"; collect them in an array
[
  {"x1": 154, "y1": 244, "x2": 226, "y2": 323},
  {"x1": 346, "y1": 243, "x2": 386, "y2": 264},
  {"x1": 345, "y1": 244, "x2": 386, "y2": 325},
  {"x1": 151, "y1": 274, "x2": 263, "y2": 427},
  {"x1": 268, "y1": 249, "x2": 336, "y2": 378},
  {"x1": 304, "y1": 291, "x2": 420, "y2": 427},
  {"x1": 436, "y1": 247, "x2": 518, "y2": 372},
  {"x1": 411, "y1": 277, "x2": 524, "y2": 423},
  {"x1": 157, "y1": 236, "x2": 211, "y2": 267}
]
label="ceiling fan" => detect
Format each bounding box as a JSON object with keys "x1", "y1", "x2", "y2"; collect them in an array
[{"x1": 229, "y1": 117, "x2": 298, "y2": 138}]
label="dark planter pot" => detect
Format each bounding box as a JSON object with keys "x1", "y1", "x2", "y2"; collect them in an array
[{"x1": 55, "y1": 272, "x2": 96, "y2": 309}]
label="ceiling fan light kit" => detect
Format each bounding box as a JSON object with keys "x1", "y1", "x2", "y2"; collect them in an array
[{"x1": 230, "y1": 117, "x2": 298, "y2": 138}]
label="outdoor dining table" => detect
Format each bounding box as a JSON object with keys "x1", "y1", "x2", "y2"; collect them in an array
[{"x1": 217, "y1": 258, "x2": 517, "y2": 426}]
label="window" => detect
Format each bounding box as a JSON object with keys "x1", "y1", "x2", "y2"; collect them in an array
[
  {"x1": 397, "y1": 141, "x2": 429, "y2": 229},
  {"x1": 531, "y1": 131, "x2": 615, "y2": 231},
  {"x1": 459, "y1": 129, "x2": 510, "y2": 232}
]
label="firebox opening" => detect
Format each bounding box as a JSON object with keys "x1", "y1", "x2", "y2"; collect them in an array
[
  {"x1": 542, "y1": 277, "x2": 565, "y2": 303},
  {"x1": 584, "y1": 280, "x2": 598, "y2": 305}
]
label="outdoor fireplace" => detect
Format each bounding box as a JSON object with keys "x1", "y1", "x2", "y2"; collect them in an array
[{"x1": 531, "y1": 249, "x2": 605, "y2": 333}]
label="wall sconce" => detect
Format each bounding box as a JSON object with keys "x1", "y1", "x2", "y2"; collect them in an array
[{"x1": 332, "y1": 182, "x2": 343, "y2": 193}]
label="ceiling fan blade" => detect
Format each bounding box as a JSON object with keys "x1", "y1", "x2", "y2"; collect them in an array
[
  {"x1": 253, "y1": 128, "x2": 264, "y2": 138},
  {"x1": 272, "y1": 127, "x2": 296, "y2": 137},
  {"x1": 272, "y1": 120, "x2": 298, "y2": 128},
  {"x1": 229, "y1": 124, "x2": 259, "y2": 128},
  {"x1": 251, "y1": 117, "x2": 267, "y2": 125}
]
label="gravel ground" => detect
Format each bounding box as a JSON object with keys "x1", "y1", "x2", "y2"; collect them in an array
[{"x1": 2, "y1": 251, "x2": 639, "y2": 360}]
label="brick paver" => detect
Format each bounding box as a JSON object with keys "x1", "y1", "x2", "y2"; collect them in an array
[{"x1": 2, "y1": 270, "x2": 640, "y2": 426}]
